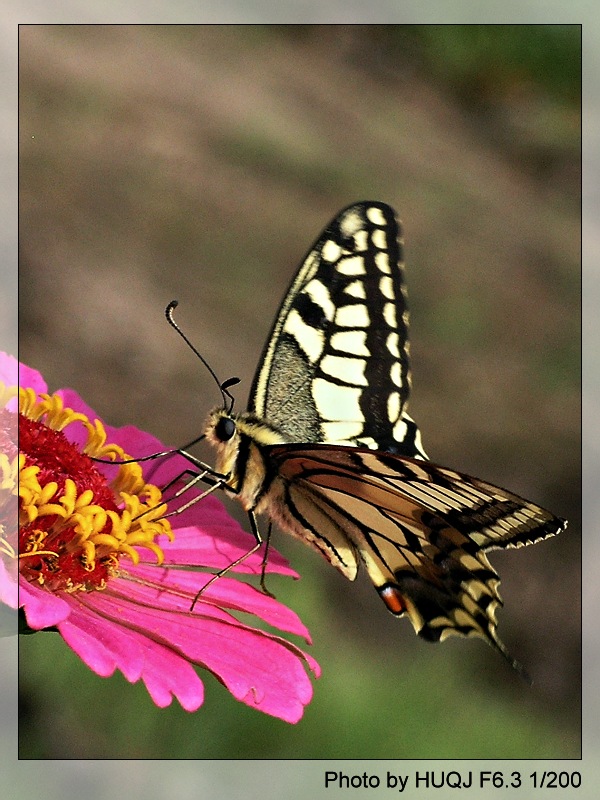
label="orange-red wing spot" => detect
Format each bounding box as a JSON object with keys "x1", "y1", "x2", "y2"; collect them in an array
[{"x1": 379, "y1": 585, "x2": 407, "y2": 616}]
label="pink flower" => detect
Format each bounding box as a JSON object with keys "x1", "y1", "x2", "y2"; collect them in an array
[{"x1": 4, "y1": 352, "x2": 319, "y2": 723}]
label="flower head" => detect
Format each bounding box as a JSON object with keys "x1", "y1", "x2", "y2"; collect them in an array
[{"x1": 5, "y1": 352, "x2": 318, "y2": 722}]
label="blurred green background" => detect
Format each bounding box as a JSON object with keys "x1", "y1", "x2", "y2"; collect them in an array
[{"x1": 18, "y1": 24, "x2": 580, "y2": 759}]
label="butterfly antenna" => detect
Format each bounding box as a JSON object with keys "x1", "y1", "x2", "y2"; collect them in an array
[{"x1": 165, "y1": 301, "x2": 239, "y2": 412}]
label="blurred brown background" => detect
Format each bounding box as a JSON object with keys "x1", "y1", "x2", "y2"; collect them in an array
[{"x1": 19, "y1": 24, "x2": 580, "y2": 759}]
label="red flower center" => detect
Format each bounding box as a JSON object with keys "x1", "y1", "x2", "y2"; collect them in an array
[{"x1": 19, "y1": 415, "x2": 124, "y2": 590}]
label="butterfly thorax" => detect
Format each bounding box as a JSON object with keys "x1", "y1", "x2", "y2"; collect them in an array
[{"x1": 205, "y1": 407, "x2": 290, "y2": 510}]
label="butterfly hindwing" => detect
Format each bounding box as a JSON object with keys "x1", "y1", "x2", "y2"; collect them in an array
[
  {"x1": 249, "y1": 202, "x2": 425, "y2": 458},
  {"x1": 265, "y1": 443, "x2": 564, "y2": 674}
]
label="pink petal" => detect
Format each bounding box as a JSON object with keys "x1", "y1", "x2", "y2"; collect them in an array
[
  {"x1": 19, "y1": 580, "x2": 72, "y2": 627},
  {"x1": 80, "y1": 590, "x2": 315, "y2": 722},
  {"x1": 121, "y1": 563, "x2": 312, "y2": 641},
  {"x1": 59, "y1": 600, "x2": 205, "y2": 711},
  {"x1": 159, "y1": 519, "x2": 295, "y2": 576},
  {"x1": 58, "y1": 601, "x2": 143, "y2": 679},
  {"x1": 125, "y1": 640, "x2": 205, "y2": 711},
  {"x1": 18, "y1": 363, "x2": 46, "y2": 394}
]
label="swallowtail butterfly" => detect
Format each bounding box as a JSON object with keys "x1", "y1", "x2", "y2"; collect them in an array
[{"x1": 192, "y1": 201, "x2": 566, "y2": 678}]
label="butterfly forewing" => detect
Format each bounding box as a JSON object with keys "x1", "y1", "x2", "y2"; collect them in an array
[{"x1": 249, "y1": 202, "x2": 426, "y2": 458}]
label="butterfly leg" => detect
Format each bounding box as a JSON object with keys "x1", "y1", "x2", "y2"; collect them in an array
[
  {"x1": 160, "y1": 468, "x2": 225, "y2": 517},
  {"x1": 257, "y1": 518, "x2": 276, "y2": 599},
  {"x1": 190, "y1": 510, "x2": 268, "y2": 610}
]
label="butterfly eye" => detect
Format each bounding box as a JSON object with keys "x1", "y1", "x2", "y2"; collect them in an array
[{"x1": 215, "y1": 416, "x2": 236, "y2": 442}]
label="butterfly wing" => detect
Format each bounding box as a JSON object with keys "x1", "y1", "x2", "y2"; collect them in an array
[
  {"x1": 248, "y1": 201, "x2": 426, "y2": 458},
  {"x1": 265, "y1": 442, "x2": 565, "y2": 675}
]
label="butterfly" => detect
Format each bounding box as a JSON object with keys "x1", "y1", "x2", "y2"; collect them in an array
[{"x1": 185, "y1": 201, "x2": 565, "y2": 679}]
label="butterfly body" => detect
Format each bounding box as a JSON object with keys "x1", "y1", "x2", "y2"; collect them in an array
[
  {"x1": 206, "y1": 409, "x2": 361, "y2": 578},
  {"x1": 202, "y1": 201, "x2": 565, "y2": 677}
]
